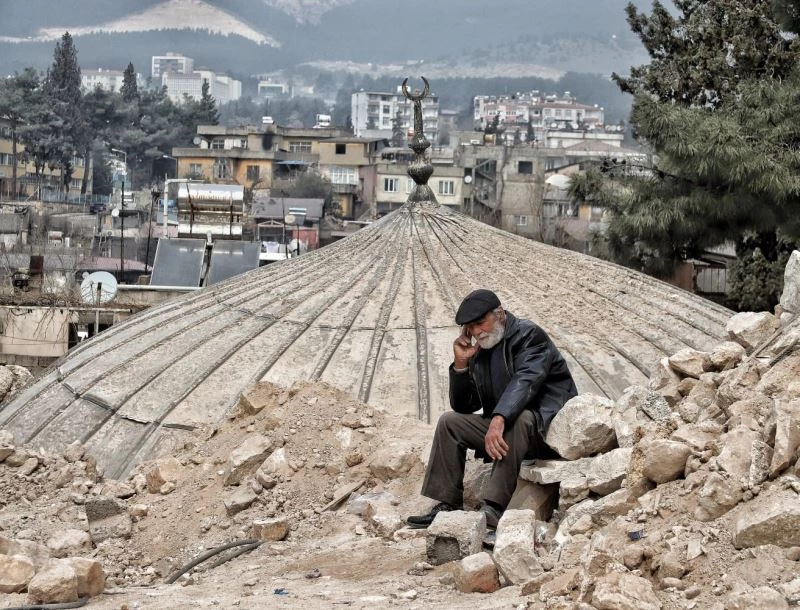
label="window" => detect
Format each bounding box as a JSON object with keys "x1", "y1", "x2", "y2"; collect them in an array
[
  {"x1": 329, "y1": 167, "x2": 356, "y2": 185},
  {"x1": 246, "y1": 165, "x2": 260, "y2": 181},
  {"x1": 384, "y1": 178, "x2": 399, "y2": 192},
  {"x1": 513, "y1": 215, "x2": 529, "y2": 226},
  {"x1": 383, "y1": 105, "x2": 391, "y2": 114},
  {"x1": 189, "y1": 163, "x2": 203, "y2": 175},
  {"x1": 544, "y1": 109, "x2": 552, "y2": 116},
  {"x1": 518, "y1": 161, "x2": 533, "y2": 175},
  {"x1": 335, "y1": 143, "x2": 347, "y2": 155},
  {"x1": 555, "y1": 109, "x2": 562, "y2": 117},
  {"x1": 213, "y1": 159, "x2": 231, "y2": 180},
  {"x1": 289, "y1": 141, "x2": 312, "y2": 153},
  {"x1": 211, "y1": 139, "x2": 225, "y2": 150},
  {"x1": 406, "y1": 178, "x2": 414, "y2": 193},
  {"x1": 438, "y1": 180, "x2": 455, "y2": 196},
  {"x1": 238, "y1": 138, "x2": 248, "y2": 149},
  {"x1": 0, "y1": 153, "x2": 12, "y2": 166}
]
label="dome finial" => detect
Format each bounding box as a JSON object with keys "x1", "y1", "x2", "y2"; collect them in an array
[{"x1": 402, "y1": 77, "x2": 437, "y2": 207}]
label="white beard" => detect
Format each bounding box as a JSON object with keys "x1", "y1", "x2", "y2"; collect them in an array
[{"x1": 476, "y1": 320, "x2": 505, "y2": 349}]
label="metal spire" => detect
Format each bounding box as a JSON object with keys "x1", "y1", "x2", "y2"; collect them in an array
[{"x1": 402, "y1": 77, "x2": 438, "y2": 207}]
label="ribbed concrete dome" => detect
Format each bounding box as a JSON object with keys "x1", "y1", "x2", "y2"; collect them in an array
[{"x1": 0, "y1": 203, "x2": 731, "y2": 478}]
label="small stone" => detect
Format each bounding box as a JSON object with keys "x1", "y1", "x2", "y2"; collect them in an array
[
  {"x1": 251, "y1": 518, "x2": 289, "y2": 541},
  {"x1": 786, "y1": 547, "x2": 800, "y2": 561},
  {"x1": 660, "y1": 577, "x2": 685, "y2": 590},
  {"x1": 592, "y1": 572, "x2": 661, "y2": 610},
  {"x1": 224, "y1": 488, "x2": 258, "y2": 516},
  {"x1": 84, "y1": 496, "x2": 132, "y2": 543},
  {"x1": 224, "y1": 435, "x2": 274, "y2": 486},
  {"x1": 368, "y1": 440, "x2": 419, "y2": 481},
  {"x1": 159, "y1": 481, "x2": 177, "y2": 495},
  {"x1": 709, "y1": 341, "x2": 746, "y2": 371},
  {"x1": 145, "y1": 458, "x2": 183, "y2": 494},
  {"x1": 66, "y1": 557, "x2": 105, "y2": 598},
  {"x1": 63, "y1": 440, "x2": 86, "y2": 463},
  {"x1": 130, "y1": 504, "x2": 149, "y2": 519},
  {"x1": 19, "y1": 456, "x2": 39, "y2": 475},
  {"x1": 642, "y1": 440, "x2": 692, "y2": 484},
  {"x1": 684, "y1": 586, "x2": 702, "y2": 599},
  {"x1": 668, "y1": 348, "x2": 712, "y2": 379}
]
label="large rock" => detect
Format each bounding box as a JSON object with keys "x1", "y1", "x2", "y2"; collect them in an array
[
  {"x1": 695, "y1": 472, "x2": 743, "y2": 521},
  {"x1": 770, "y1": 400, "x2": 800, "y2": 477},
  {"x1": 223, "y1": 435, "x2": 274, "y2": 486},
  {"x1": 671, "y1": 424, "x2": 720, "y2": 452},
  {"x1": 649, "y1": 358, "x2": 682, "y2": 406},
  {"x1": 0, "y1": 429, "x2": 15, "y2": 462},
  {"x1": 717, "y1": 361, "x2": 763, "y2": 408},
  {"x1": 426, "y1": 511, "x2": 486, "y2": 566},
  {"x1": 367, "y1": 440, "x2": 419, "y2": 481},
  {"x1": 668, "y1": 348, "x2": 712, "y2": 379},
  {"x1": 46, "y1": 529, "x2": 92, "y2": 558},
  {"x1": 521, "y1": 448, "x2": 631, "y2": 498},
  {"x1": 716, "y1": 425, "x2": 768, "y2": 485},
  {"x1": 726, "y1": 586, "x2": 789, "y2": 610},
  {"x1": 238, "y1": 381, "x2": 276, "y2": 414},
  {"x1": 545, "y1": 394, "x2": 617, "y2": 459},
  {"x1": 66, "y1": 558, "x2": 105, "y2": 598},
  {"x1": 591, "y1": 572, "x2": 662, "y2": 610},
  {"x1": 493, "y1": 509, "x2": 542, "y2": 585},
  {"x1": 258, "y1": 447, "x2": 293, "y2": 477},
  {"x1": 780, "y1": 250, "x2": 800, "y2": 314},
  {"x1": 734, "y1": 490, "x2": 800, "y2": 548},
  {"x1": 642, "y1": 440, "x2": 692, "y2": 484},
  {"x1": 223, "y1": 486, "x2": 258, "y2": 516},
  {"x1": 27, "y1": 562, "x2": 79, "y2": 605},
  {"x1": 756, "y1": 353, "x2": 800, "y2": 399},
  {"x1": 145, "y1": 457, "x2": 183, "y2": 493},
  {"x1": 727, "y1": 311, "x2": 779, "y2": 352},
  {"x1": 0, "y1": 537, "x2": 51, "y2": 571},
  {"x1": 614, "y1": 386, "x2": 670, "y2": 448},
  {"x1": 84, "y1": 496, "x2": 132, "y2": 543},
  {"x1": 452, "y1": 552, "x2": 500, "y2": 594},
  {"x1": 507, "y1": 480, "x2": 559, "y2": 521},
  {"x1": 709, "y1": 341, "x2": 746, "y2": 371},
  {"x1": 0, "y1": 554, "x2": 35, "y2": 593}
]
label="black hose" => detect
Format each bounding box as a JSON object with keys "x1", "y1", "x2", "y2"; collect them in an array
[
  {"x1": 206, "y1": 541, "x2": 262, "y2": 570},
  {"x1": 164, "y1": 539, "x2": 263, "y2": 584},
  {"x1": 4, "y1": 598, "x2": 89, "y2": 610}
]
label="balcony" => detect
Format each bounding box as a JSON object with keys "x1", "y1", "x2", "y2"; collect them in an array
[{"x1": 331, "y1": 183, "x2": 360, "y2": 195}]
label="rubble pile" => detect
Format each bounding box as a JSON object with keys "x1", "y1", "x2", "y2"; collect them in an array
[{"x1": 442, "y1": 307, "x2": 800, "y2": 609}]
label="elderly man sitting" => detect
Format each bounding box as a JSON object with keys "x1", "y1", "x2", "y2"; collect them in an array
[{"x1": 407, "y1": 289, "x2": 577, "y2": 529}]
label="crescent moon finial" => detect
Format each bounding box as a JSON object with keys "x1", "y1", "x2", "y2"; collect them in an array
[{"x1": 401, "y1": 76, "x2": 429, "y2": 102}]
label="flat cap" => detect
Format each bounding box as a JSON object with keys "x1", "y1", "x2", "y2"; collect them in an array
[{"x1": 455, "y1": 289, "x2": 501, "y2": 325}]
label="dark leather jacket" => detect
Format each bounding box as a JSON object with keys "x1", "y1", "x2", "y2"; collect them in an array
[{"x1": 448, "y1": 311, "x2": 577, "y2": 434}]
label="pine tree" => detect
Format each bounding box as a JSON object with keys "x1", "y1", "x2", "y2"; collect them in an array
[
  {"x1": 198, "y1": 79, "x2": 219, "y2": 125},
  {"x1": 581, "y1": 0, "x2": 800, "y2": 309},
  {"x1": 121, "y1": 62, "x2": 138, "y2": 102}
]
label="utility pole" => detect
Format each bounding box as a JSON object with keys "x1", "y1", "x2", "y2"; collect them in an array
[{"x1": 120, "y1": 181, "x2": 125, "y2": 283}]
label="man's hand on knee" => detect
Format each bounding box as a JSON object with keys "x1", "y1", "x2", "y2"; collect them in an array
[{"x1": 484, "y1": 415, "x2": 509, "y2": 460}]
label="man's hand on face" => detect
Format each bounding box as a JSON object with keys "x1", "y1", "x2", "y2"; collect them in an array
[
  {"x1": 453, "y1": 327, "x2": 480, "y2": 369},
  {"x1": 484, "y1": 415, "x2": 509, "y2": 461}
]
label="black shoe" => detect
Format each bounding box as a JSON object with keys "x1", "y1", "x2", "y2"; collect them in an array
[
  {"x1": 405, "y1": 502, "x2": 459, "y2": 529},
  {"x1": 479, "y1": 503, "x2": 502, "y2": 529}
]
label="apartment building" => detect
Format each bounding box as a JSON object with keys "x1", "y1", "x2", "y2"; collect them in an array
[
  {"x1": 351, "y1": 90, "x2": 440, "y2": 144},
  {"x1": 81, "y1": 68, "x2": 143, "y2": 92},
  {"x1": 151, "y1": 53, "x2": 194, "y2": 79},
  {"x1": 162, "y1": 69, "x2": 242, "y2": 105}
]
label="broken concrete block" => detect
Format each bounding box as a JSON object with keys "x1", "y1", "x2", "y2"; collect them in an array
[
  {"x1": 726, "y1": 586, "x2": 789, "y2": 610},
  {"x1": 62, "y1": 440, "x2": 85, "y2": 463},
  {"x1": 224, "y1": 434, "x2": 274, "y2": 486},
  {"x1": 695, "y1": 472, "x2": 743, "y2": 521},
  {"x1": 27, "y1": 561, "x2": 79, "y2": 605},
  {"x1": 709, "y1": 341, "x2": 746, "y2": 371},
  {"x1": 238, "y1": 382, "x2": 275, "y2": 414},
  {"x1": 0, "y1": 554, "x2": 35, "y2": 593},
  {"x1": 66, "y1": 557, "x2": 105, "y2": 598},
  {"x1": 493, "y1": 509, "x2": 542, "y2": 585},
  {"x1": 771, "y1": 400, "x2": 800, "y2": 477},
  {"x1": 545, "y1": 394, "x2": 617, "y2": 459},
  {"x1": 145, "y1": 457, "x2": 182, "y2": 494},
  {"x1": 1, "y1": 538, "x2": 51, "y2": 571},
  {"x1": 258, "y1": 447, "x2": 293, "y2": 477},
  {"x1": 734, "y1": 490, "x2": 800, "y2": 548},
  {"x1": 642, "y1": 440, "x2": 692, "y2": 484},
  {"x1": 251, "y1": 517, "x2": 289, "y2": 541},
  {"x1": 727, "y1": 311, "x2": 779, "y2": 352},
  {"x1": 618, "y1": 385, "x2": 672, "y2": 424},
  {"x1": 425, "y1": 511, "x2": 486, "y2": 566},
  {"x1": 717, "y1": 361, "x2": 763, "y2": 408},
  {"x1": 670, "y1": 424, "x2": 718, "y2": 452},
  {"x1": 223, "y1": 487, "x2": 258, "y2": 516},
  {"x1": 749, "y1": 440, "x2": 773, "y2": 487},
  {"x1": 507, "y1": 480, "x2": 558, "y2": 521},
  {"x1": 0, "y1": 429, "x2": 14, "y2": 462},
  {"x1": 370, "y1": 512, "x2": 404, "y2": 539},
  {"x1": 649, "y1": 358, "x2": 682, "y2": 406},
  {"x1": 591, "y1": 572, "x2": 662, "y2": 610},
  {"x1": 452, "y1": 552, "x2": 500, "y2": 593},
  {"x1": 368, "y1": 440, "x2": 418, "y2": 481},
  {"x1": 46, "y1": 529, "x2": 92, "y2": 558},
  {"x1": 668, "y1": 348, "x2": 712, "y2": 379},
  {"x1": 586, "y1": 448, "x2": 632, "y2": 495},
  {"x1": 521, "y1": 449, "x2": 631, "y2": 498},
  {"x1": 84, "y1": 496, "x2": 132, "y2": 543}
]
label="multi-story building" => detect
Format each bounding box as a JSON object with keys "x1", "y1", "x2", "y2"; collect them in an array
[
  {"x1": 0, "y1": 119, "x2": 92, "y2": 199},
  {"x1": 151, "y1": 52, "x2": 194, "y2": 80},
  {"x1": 162, "y1": 69, "x2": 242, "y2": 105},
  {"x1": 81, "y1": 68, "x2": 144, "y2": 92},
  {"x1": 257, "y1": 80, "x2": 290, "y2": 98},
  {"x1": 351, "y1": 89, "x2": 440, "y2": 144}
]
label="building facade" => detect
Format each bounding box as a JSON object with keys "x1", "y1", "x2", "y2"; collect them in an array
[
  {"x1": 81, "y1": 68, "x2": 144, "y2": 92},
  {"x1": 151, "y1": 53, "x2": 194, "y2": 79},
  {"x1": 162, "y1": 70, "x2": 242, "y2": 106},
  {"x1": 352, "y1": 90, "x2": 440, "y2": 144}
]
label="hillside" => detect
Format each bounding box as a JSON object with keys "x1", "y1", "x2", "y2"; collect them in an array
[{"x1": 0, "y1": 0, "x2": 648, "y2": 77}]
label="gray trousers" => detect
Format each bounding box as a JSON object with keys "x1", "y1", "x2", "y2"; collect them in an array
[{"x1": 420, "y1": 410, "x2": 539, "y2": 509}]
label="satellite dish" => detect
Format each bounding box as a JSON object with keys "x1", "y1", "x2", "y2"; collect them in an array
[
  {"x1": 111, "y1": 208, "x2": 120, "y2": 217},
  {"x1": 464, "y1": 175, "x2": 473, "y2": 184},
  {"x1": 284, "y1": 214, "x2": 296, "y2": 225},
  {"x1": 80, "y1": 271, "x2": 118, "y2": 305}
]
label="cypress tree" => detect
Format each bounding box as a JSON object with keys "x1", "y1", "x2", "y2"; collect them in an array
[
  {"x1": 121, "y1": 62, "x2": 138, "y2": 102},
  {"x1": 198, "y1": 79, "x2": 219, "y2": 125}
]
